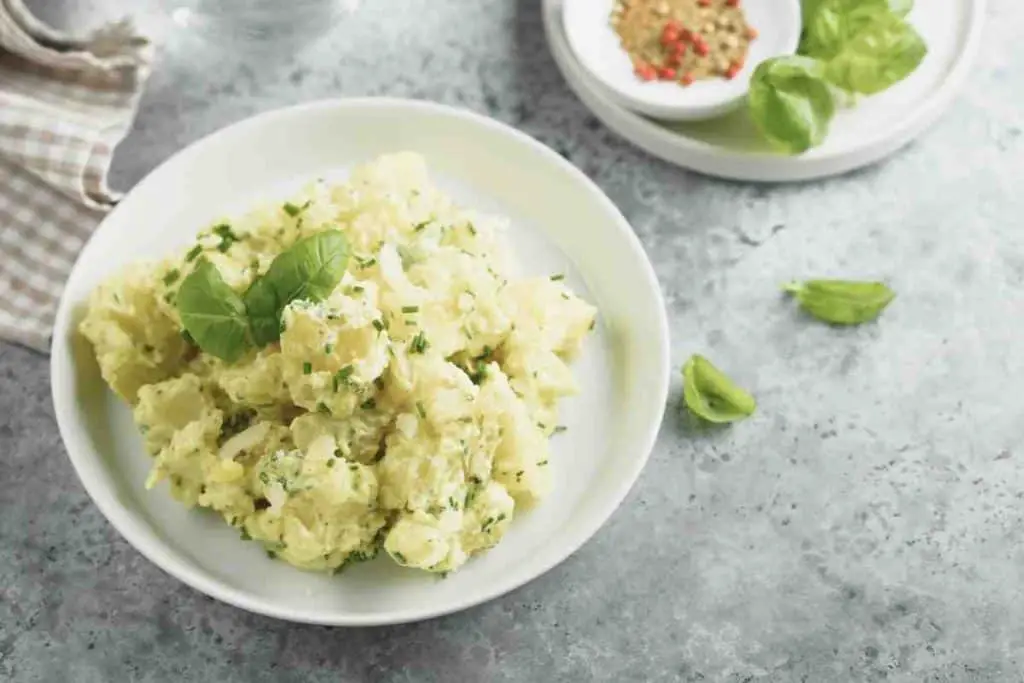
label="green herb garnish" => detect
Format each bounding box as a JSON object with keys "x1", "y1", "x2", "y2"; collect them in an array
[
  {"x1": 282, "y1": 202, "x2": 302, "y2": 217},
  {"x1": 332, "y1": 365, "x2": 354, "y2": 392},
  {"x1": 748, "y1": 57, "x2": 836, "y2": 154},
  {"x1": 783, "y1": 279, "x2": 895, "y2": 325},
  {"x1": 212, "y1": 223, "x2": 239, "y2": 252},
  {"x1": 550, "y1": 274, "x2": 565, "y2": 281},
  {"x1": 303, "y1": 362, "x2": 312, "y2": 375},
  {"x1": 681, "y1": 355, "x2": 756, "y2": 424},
  {"x1": 748, "y1": 0, "x2": 925, "y2": 154},
  {"x1": 401, "y1": 305, "x2": 419, "y2": 314},
  {"x1": 185, "y1": 244, "x2": 203, "y2": 262},
  {"x1": 176, "y1": 259, "x2": 252, "y2": 362},
  {"x1": 409, "y1": 331, "x2": 429, "y2": 354},
  {"x1": 244, "y1": 230, "x2": 349, "y2": 346},
  {"x1": 162, "y1": 269, "x2": 180, "y2": 286}
]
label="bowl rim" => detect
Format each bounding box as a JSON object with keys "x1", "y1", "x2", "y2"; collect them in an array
[{"x1": 50, "y1": 97, "x2": 671, "y2": 626}]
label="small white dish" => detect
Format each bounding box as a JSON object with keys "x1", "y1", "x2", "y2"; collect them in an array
[
  {"x1": 563, "y1": 0, "x2": 801, "y2": 121},
  {"x1": 50, "y1": 98, "x2": 671, "y2": 626},
  {"x1": 548, "y1": 0, "x2": 985, "y2": 180}
]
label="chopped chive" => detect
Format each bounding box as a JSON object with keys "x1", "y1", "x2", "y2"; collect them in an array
[
  {"x1": 317, "y1": 402, "x2": 330, "y2": 415},
  {"x1": 324, "y1": 343, "x2": 334, "y2": 354},
  {"x1": 162, "y1": 269, "x2": 180, "y2": 286},
  {"x1": 416, "y1": 401, "x2": 426, "y2": 419},
  {"x1": 550, "y1": 274, "x2": 565, "y2": 281},
  {"x1": 303, "y1": 362, "x2": 312, "y2": 375},
  {"x1": 553, "y1": 425, "x2": 568, "y2": 434},
  {"x1": 212, "y1": 223, "x2": 239, "y2": 252},
  {"x1": 332, "y1": 365, "x2": 354, "y2": 392},
  {"x1": 283, "y1": 202, "x2": 301, "y2": 217},
  {"x1": 372, "y1": 319, "x2": 385, "y2": 332},
  {"x1": 467, "y1": 223, "x2": 477, "y2": 236},
  {"x1": 413, "y1": 221, "x2": 429, "y2": 232},
  {"x1": 409, "y1": 331, "x2": 429, "y2": 354},
  {"x1": 185, "y1": 245, "x2": 203, "y2": 262},
  {"x1": 401, "y1": 305, "x2": 419, "y2": 314},
  {"x1": 326, "y1": 459, "x2": 336, "y2": 469}
]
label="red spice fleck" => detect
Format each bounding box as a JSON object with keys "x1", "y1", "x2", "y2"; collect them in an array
[
  {"x1": 635, "y1": 62, "x2": 658, "y2": 81},
  {"x1": 661, "y1": 23, "x2": 680, "y2": 46}
]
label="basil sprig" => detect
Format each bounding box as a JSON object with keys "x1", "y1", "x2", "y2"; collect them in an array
[
  {"x1": 176, "y1": 230, "x2": 349, "y2": 362},
  {"x1": 682, "y1": 355, "x2": 757, "y2": 424},
  {"x1": 245, "y1": 230, "x2": 350, "y2": 346},
  {"x1": 783, "y1": 279, "x2": 895, "y2": 325},
  {"x1": 748, "y1": 0, "x2": 926, "y2": 154}
]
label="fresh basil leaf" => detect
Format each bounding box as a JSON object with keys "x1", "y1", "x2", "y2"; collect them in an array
[
  {"x1": 244, "y1": 230, "x2": 350, "y2": 346},
  {"x1": 783, "y1": 279, "x2": 895, "y2": 324},
  {"x1": 682, "y1": 355, "x2": 756, "y2": 424},
  {"x1": 800, "y1": 0, "x2": 891, "y2": 58},
  {"x1": 801, "y1": 0, "x2": 826, "y2": 29},
  {"x1": 748, "y1": 56, "x2": 836, "y2": 154},
  {"x1": 823, "y1": 12, "x2": 926, "y2": 94},
  {"x1": 176, "y1": 258, "x2": 252, "y2": 362}
]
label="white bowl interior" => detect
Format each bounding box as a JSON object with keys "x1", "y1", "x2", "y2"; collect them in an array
[
  {"x1": 50, "y1": 99, "x2": 670, "y2": 625},
  {"x1": 563, "y1": 0, "x2": 801, "y2": 121}
]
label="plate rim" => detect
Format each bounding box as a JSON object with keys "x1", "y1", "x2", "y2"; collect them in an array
[
  {"x1": 544, "y1": 0, "x2": 986, "y2": 182},
  {"x1": 49, "y1": 97, "x2": 672, "y2": 626}
]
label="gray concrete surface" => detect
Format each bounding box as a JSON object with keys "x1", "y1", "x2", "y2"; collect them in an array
[{"x1": 3, "y1": 0, "x2": 1024, "y2": 680}]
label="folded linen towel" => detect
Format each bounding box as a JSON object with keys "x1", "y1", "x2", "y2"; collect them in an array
[{"x1": 0, "y1": 0, "x2": 151, "y2": 351}]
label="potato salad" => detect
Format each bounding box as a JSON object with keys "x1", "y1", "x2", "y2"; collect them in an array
[{"x1": 80, "y1": 153, "x2": 596, "y2": 575}]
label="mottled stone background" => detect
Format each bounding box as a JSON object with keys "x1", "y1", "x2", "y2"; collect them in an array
[{"x1": 2, "y1": 0, "x2": 1023, "y2": 681}]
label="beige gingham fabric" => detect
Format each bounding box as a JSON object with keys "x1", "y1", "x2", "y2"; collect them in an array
[{"x1": 0, "y1": 0, "x2": 151, "y2": 351}]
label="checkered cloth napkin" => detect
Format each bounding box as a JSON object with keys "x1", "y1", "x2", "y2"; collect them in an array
[{"x1": 0, "y1": 0, "x2": 151, "y2": 351}]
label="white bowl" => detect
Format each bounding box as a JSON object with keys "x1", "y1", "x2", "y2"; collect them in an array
[
  {"x1": 563, "y1": 0, "x2": 801, "y2": 121},
  {"x1": 49, "y1": 98, "x2": 671, "y2": 626}
]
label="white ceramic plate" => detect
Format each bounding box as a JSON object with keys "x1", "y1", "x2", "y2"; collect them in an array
[
  {"x1": 546, "y1": 0, "x2": 985, "y2": 181},
  {"x1": 49, "y1": 99, "x2": 670, "y2": 626},
  {"x1": 563, "y1": 0, "x2": 801, "y2": 121}
]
